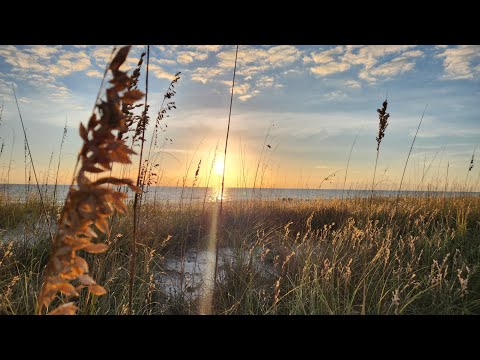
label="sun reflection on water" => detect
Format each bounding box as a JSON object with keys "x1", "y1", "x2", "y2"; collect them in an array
[{"x1": 207, "y1": 186, "x2": 231, "y2": 203}]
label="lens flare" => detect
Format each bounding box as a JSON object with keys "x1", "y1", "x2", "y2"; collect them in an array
[{"x1": 199, "y1": 201, "x2": 219, "y2": 315}]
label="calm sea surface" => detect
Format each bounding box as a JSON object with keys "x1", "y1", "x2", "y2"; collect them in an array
[{"x1": 1, "y1": 184, "x2": 478, "y2": 204}]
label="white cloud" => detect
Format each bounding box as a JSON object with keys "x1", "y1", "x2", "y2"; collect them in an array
[
  {"x1": 345, "y1": 79, "x2": 361, "y2": 88},
  {"x1": 307, "y1": 45, "x2": 421, "y2": 82},
  {"x1": 177, "y1": 53, "x2": 194, "y2": 64},
  {"x1": 324, "y1": 90, "x2": 347, "y2": 101},
  {"x1": 283, "y1": 69, "x2": 302, "y2": 75},
  {"x1": 217, "y1": 48, "x2": 265, "y2": 68},
  {"x1": 155, "y1": 58, "x2": 177, "y2": 66},
  {"x1": 310, "y1": 46, "x2": 344, "y2": 64},
  {"x1": 190, "y1": 66, "x2": 224, "y2": 84},
  {"x1": 343, "y1": 45, "x2": 416, "y2": 69},
  {"x1": 403, "y1": 50, "x2": 424, "y2": 58},
  {"x1": 311, "y1": 62, "x2": 350, "y2": 76},
  {"x1": 162, "y1": 46, "x2": 301, "y2": 101},
  {"x1": 306, "y1": 45, "x2": 419, "y2": 81},
  {"x1": 92, "y1": 46, "x2": 114, "y2": 67},
  {"x1": 0, "y1": 46, "x2": 46, "y2": 72},
  {"x1": 27, "y1": 46, "x2": 60, "y2": 59},
  {"x1": 85, "y1": 69, "x2": 103, "y2": 78},
  {"x1": 190, "y1": 46, "x2": 303, "y2": 100},
  {"x1": 0, "y1": 46, "x2": 86, "y2": 103},
  {"x1": 303, "y1": 56, "x2": 313, "y2": 64},
  {"x1": 50, "y1": 51, "x2": 91, "y2": 76},
  {"x1": 176, "y1": 51, "x2": 209, "y2": 64},
  {"x1": 257, "y1": 76, "x2": 275, "y2": 88},
  {"x1": 0, "y1": 46, "x2": 94, "y2": 79},
  {"x1": 437, "y1": 45, "x2": 480, "y2": 80},
  {"x1": 149, "y1": 64, "x2": 176, "y2": 80},
  {"x1": 366, "y1": 56, "x2": 416, "y2": 80},
  {"x1": 186, "y1": 45, "x2": 222, "y2": 52},
  {"x1": 267, "y1": 45, "x2": 301, "y2": 67},
  {"x1": 218, "y1": 46, "x2": 301, "y2": 75}
]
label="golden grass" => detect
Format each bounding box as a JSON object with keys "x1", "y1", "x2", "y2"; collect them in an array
[
  {"x1": 36, "y1": 46, "x2": 143, "y2": 315},
  {"x1": 1, "y1": 194, "x2": 479, "y2": 315}
]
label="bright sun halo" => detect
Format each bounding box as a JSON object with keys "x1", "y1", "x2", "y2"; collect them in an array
[{"x1": 213, "y1": 159, "x2": 225, "y2": 176}]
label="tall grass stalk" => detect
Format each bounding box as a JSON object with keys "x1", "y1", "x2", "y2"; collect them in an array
[
  {"x1": 213, "y1": 45, "x2": 239, "y2": 298},
  {"x1": 129, "y1": 45, "x2": 150, "y2": 315},
  {"x1": 420, "y1": 150, "x2": 439, "y2": 191},
  {"x1": 52, "y1": 119, "x2": 68, "y2": 207},
  {"x1": 252, "y1": 121, "x2": 274, "y2": 201},
  {"x1": 464, "y1": 144, "x2": 477, "y2": 192},
  {"x1": 369, "y1": 99, "x2": 390, "y2": 215},
  {"x1": 341, "y1": 124, "x2": 363, "y2": 200},
  {"x1": 43, "y1": 150, "x2": 54, "y2": 198},
  {"x1": 12, "y1": 85, "x2": 53, "y2": 241},
  {"x1": 142, "y1": 72, "x2": 180, "y2": 198},
  {"x1": 6, "y1": 128, "x2": 15, "y2": 198},
  {"x1": 444, "y1": 161, "x2": 450, "y2": 197},
  {"x1": 24, "y1": 137, "x2": 28, "y2": 199},
  {"x1": 395, "y1": 105, "x2": 427, "y2": 213},
  {"x1": 435, "y1": 144, "x2": 447, "y2": 191}
]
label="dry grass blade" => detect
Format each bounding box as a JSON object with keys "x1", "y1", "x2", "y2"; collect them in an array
[
  {"x1": 37, "y1": 45, "x2": 143, "y2": 315},
  {"x1": 129, "y1": 45, "x2": 150, "y2": 315},
  {"x1": 141, "y1": 71, "x2": 181, "y2": 191},
  {"x1": 53, "y1": 119, "x2": 68, "y2": 206},
  {"x1": 12, "y1": 86, "x2": 54, "y2": 241},
  {"x1": 213, "y1": 44, "x2": 239, "y2": 306},
  {"x1": 395, "y1": 105, "x2": 427, "y2": 214},
  {"x1": 342, "y1": 124, "x2": 363, "y2": 200}
]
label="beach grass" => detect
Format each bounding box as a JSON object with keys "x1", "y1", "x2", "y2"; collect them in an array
[{"x1": 1, "y1": 193, "x2": 479, "y2": 315}]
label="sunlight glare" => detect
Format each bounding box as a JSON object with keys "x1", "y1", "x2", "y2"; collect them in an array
[{"x1": 213, "y1": 159, "x2": 225, "y2": 177}]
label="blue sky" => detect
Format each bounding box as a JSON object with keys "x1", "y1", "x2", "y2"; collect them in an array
[{"x1": 0, "y1": 45, "x2": 479, "y2": 190}]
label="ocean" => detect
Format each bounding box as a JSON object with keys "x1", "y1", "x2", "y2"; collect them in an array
[{"x1": 1, "y1": 184, "x2": 478, "y2": 204}]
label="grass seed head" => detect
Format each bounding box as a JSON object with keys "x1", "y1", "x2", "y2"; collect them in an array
[
  {"x1": 37, "y1": 46, "x2": 144, "y2": 315},
  {"x1": 376, "y1": 99, "x2": 390, "y2": 151}
]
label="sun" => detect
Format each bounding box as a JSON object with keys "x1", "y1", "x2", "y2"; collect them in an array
[{"x1": 213, "y1": 159, "x2": 225, "y2": 176}]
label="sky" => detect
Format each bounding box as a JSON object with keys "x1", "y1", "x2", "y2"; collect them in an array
[{"x1": 0, "y1": 45, "x2": 479, "y2": 190}]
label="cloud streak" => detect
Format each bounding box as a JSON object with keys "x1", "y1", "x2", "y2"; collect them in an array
[{"x1": 437, "y1": 45, "x2": 480, "y2": 80}]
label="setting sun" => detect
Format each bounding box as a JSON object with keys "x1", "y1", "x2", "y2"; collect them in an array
[{"x1": 213, "y1": 158, "x2": 225, "y2": 176}]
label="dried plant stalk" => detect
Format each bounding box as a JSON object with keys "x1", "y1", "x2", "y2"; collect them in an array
[
  {"x1": 118, "y1": 51, "x2": 146, "y2": 142},
  {"x1": 375, "y1": 99, "x2": 390, "y2": 152},
  {"x1": 395, "y1": 105, "x2": 427, "y2": 214},
  {"x1": 213, "y1": 44, "x2": 239, "y2": 301},
  {"x1": 370, "y1": 99, "x2": 390, "y2": 203},
  {"x1": 37, "y1": 46, "x2": 143, "y2": 315},
  {"x1": 142, "y1": 71, "x2": 181, "y2": 190},
  {"x1": 52, "y1": 120, "x2": 68, "y2": 206}
]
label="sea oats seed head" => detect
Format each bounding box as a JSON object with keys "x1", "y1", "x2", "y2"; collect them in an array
[
  {"x1": 38, "y1": 46, "x2": 143, "y2": 315},
  {"x1": 376, "y1": 99, "x2": 390, "y2": 151}
]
